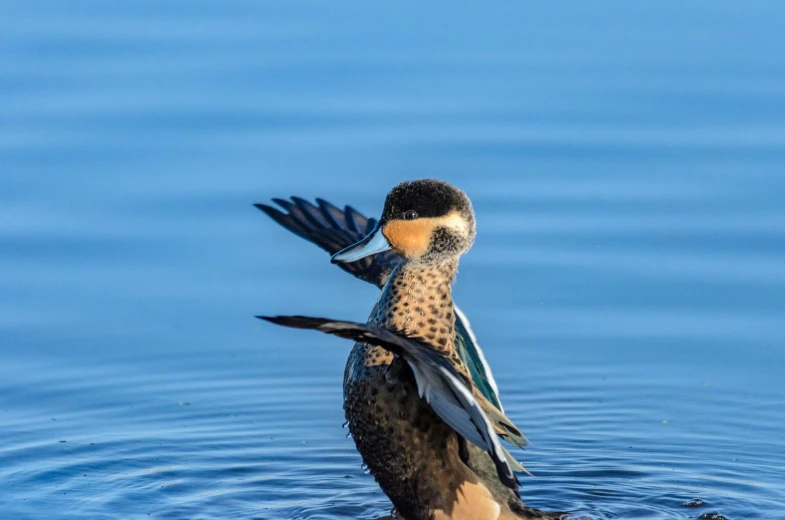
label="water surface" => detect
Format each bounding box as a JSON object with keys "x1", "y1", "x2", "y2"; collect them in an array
[{"x1": 2, "y1": 1, "x2": 784, "y2": 519}]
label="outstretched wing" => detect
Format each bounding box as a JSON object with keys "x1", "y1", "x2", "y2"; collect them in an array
[
  {"x1": 259, "y1": 315, "x2": 521, "y2": 491},
  {"x1": 255, "y1": 197, "x2": 400, "y2": 287},
  {"x1": 256, "y1": 197, "x2": 505, "y2": 409}
]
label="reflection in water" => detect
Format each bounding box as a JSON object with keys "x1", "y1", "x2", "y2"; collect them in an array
[{"x1": 1, "y1": 1, "x2": 784, "y2": 519}]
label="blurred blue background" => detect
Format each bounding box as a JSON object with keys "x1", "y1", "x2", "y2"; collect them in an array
[{"x1": 1, "y1": 1, "x2": 784, "y2": 519}]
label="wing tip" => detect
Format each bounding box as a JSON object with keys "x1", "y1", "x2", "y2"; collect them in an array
[
  {"x1": 257, "y1": 315, "x2": 334, "y2": 331},
  {"x1": 257, "y1": 315, "x2": 304, "y2": 327},
  {"x1": 314, "y1": 197, "x2": 334, "y2": 208},
  {"x1": 254, "y1": 202, "x2": 280, "y2": 215}
]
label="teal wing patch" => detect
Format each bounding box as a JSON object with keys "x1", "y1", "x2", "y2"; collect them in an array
[{"x1": 454, "y1": 306, "x2": 503, "y2": 412}]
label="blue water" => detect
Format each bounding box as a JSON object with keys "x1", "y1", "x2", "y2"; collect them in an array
[{"x1": 2, "y1": 1, "x2": 784, "y2": 519}]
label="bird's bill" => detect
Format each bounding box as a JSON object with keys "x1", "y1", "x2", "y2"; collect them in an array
[{"x1": 331, "y1": 223, "x2": 391, "y2": 263}]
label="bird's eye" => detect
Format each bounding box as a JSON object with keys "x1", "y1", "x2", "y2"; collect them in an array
[{"x1": 403, "y1": 210, "x2": 418, "y2": 220}]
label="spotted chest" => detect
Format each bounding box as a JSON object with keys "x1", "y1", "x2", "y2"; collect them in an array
[
  {"x1": 341, "y1": 260, "x2": 474, "y2": 518},
  {"x1": 367, "y1": 260, "x2": 466, "y2": 371}
]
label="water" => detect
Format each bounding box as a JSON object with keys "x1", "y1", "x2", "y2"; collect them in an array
[{"x1": 1, "y1": 1, "x2": 784, "y2": 518}]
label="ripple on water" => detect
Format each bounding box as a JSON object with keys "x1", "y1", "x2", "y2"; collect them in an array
[
  {"x1": 2, "y1": 1, "x2": 785, "y2": 519},
  {"x1": 3, "y1": 350, "x2": 783, "y2": 519}
]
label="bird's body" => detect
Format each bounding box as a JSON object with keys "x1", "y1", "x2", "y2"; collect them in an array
[
  {"x1": 258, "y1": 180, "x2": 564, "y2": 520},
  {"x1": 346, "y1": 259, "x2": 514, "y2": 519}
]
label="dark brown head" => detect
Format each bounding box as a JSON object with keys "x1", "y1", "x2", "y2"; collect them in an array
[{"x1": 332, "y1": 179, "x2": 476, "y2": 265}]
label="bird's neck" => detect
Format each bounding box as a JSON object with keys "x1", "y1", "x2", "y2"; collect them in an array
[{"x1": 373, "y1": 259, "x2": 459, "y2": 356}]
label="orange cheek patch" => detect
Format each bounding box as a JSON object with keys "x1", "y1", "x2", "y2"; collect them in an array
[{"x1": 383, "y1": 219, "x2": 435, "y2": 259}]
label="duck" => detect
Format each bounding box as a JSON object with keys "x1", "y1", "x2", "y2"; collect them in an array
[{"x1": 256, "y1": 179, "x2": 565, "y2": 520}]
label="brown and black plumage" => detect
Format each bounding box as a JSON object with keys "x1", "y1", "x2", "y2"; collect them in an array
[{"x1": 257, "y1": 179, "x2": 565, "y2": 520}]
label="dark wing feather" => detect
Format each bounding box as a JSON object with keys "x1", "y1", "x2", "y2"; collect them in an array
[
  {"x1": 255, "y1": 198, "x2": 400, "y2": 287},
  {"x1": 258, "y1": 315, "x2": 520, "y2": 491}
]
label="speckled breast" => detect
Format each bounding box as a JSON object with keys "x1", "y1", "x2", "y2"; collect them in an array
[{"x1": 341, "y1": 261, "x2": 466, "y2": 517}]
